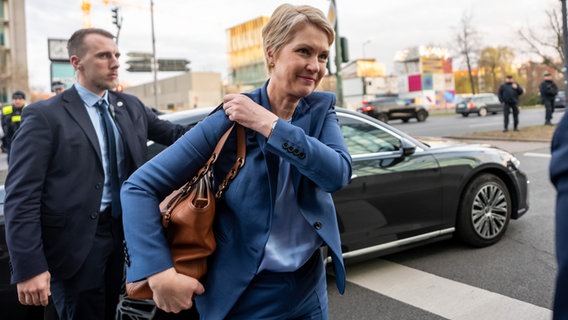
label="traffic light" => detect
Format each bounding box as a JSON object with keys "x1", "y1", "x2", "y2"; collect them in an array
[
  {"x1": 340, "y1": 37, "x2": 349, "y2": 63},
  {"x1": 111, "y1": 7, "x2": 119, "y2": 26}
]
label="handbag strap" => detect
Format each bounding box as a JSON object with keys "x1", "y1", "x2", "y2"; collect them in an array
[
  {"x1": 215, "y1": 124, "x2": 245, "y2": 198},
  {"x1": 185, "y1": 123, "x2": 246, "y2": 199}
]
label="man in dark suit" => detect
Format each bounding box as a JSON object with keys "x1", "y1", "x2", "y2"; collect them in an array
[
  {"x1": 3, "y1": 28, "x2": 190, "y2": 320},
  {"x1": 551, "y1": 100, "x2": 568, "y2": 319}
]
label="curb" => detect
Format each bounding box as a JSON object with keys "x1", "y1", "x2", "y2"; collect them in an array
[{"x1": 445, "y1": 136, "x2": 551, "y2": 143}]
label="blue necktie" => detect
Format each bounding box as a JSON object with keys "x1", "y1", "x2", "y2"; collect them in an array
[{"x1": 96, "y1": 100, "x2": 121, "y2": 219}]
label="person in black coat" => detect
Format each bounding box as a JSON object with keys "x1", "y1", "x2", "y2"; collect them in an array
[
  {"x1": 3, "y1": 28, "x2": 190, "y2": 320},
  {"x1": 498, "y1": 75, "x2": 524, "y2": 132},
  {"x1": 539, "y1": 71, "x2": 558, "y2": 126}
]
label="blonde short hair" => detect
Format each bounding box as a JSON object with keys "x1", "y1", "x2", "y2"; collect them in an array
[{"x1": 262, "y1": 4, "x2": 335, "y2": 74}]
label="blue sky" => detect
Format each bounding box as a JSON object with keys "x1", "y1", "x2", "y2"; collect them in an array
[{"x1": 25, "y1": 0, "x2": 558, "y2": 92}]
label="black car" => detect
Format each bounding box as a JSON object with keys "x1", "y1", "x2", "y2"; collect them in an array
[
  {"x1": 554, "y1": 90, "x2": 565, "y2": 109},
  {"x1": 357, "y1": 96, "x2": 429, "y2": 123},
  {"x1": 1, "y1": 106, "x2": 530, "y2": 319},
  {"x1": 455, "y1": 93, "x2": 502, "y2": 117}
]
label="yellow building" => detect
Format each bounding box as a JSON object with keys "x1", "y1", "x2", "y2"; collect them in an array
[{"x1": 227, "y1": 16, "x2": 269, "y2": 90}]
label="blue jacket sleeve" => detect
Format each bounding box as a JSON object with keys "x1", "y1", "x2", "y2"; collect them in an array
[{"x1": 121, "y1": 110, "x2": 232, "y2": 282}]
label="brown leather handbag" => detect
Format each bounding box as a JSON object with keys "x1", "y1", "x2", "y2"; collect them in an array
[{"x1": 125, "y1": 122, "x2": 246, "y2": 300}]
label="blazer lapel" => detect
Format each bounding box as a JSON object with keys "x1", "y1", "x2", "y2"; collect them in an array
[
  {"x1": 62, "y1": 87, "x2": 103, "y2": 162},
  {"x1": 109, "y1": 94, "x2": 145, "y2": 169}
]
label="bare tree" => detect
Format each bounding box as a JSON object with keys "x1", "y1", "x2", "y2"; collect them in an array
[
  {"x1": 518, "y1": 8, "x2": 564, "y2": 73},
  {"x1": 454, "y1": 10, "x2": 482, "y2": 94},
  {"x1": 478, "y1": 46, "x2": 515, "y2": 93}
]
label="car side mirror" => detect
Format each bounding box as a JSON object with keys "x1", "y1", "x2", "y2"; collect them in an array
[{"x1": 400, "y1": 138, "x2": 416, "y2": 157}]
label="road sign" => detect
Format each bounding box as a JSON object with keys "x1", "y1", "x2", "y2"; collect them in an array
[
  {"x1": 50, "y1": 62, "x2": 75, "y2": 88},
  {"x1": 158, "y1": 59, "x2": 190, "y2": 72},
  {"x1": 125, "y1": 56, "x2": 190, "y2": 72},
  {"x1": 127, "y1": 51, "x2": 153, "y2": 58},
  {"x1": 126, "y1": 59, "x2": 152, "y2": 72}
]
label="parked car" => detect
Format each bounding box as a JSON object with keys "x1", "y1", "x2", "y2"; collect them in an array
[
  {"x1": 357, "y1": 96, "x2": 429, "y2": 123},
  {"x1": 455, "y1": 93, "x2": 502, "y2": 117},
  {"x1": 1, "y1": 106, "x2": 530, "y2": 319},
  {"x1": 554, "y1": 90, "x2": 565, "y2": 109}
]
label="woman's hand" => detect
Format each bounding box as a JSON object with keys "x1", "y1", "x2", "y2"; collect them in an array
[
  {"x1": 147, "y1": 268, "x2": 205, "y2": 313},
  {"x1": 223, "y1": 94, "x2": 278, "y2": 137}
]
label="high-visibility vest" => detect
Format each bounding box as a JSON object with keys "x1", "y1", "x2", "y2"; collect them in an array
[{"x1": 2, "y1": 105, "x2": 25, "y2": 124}]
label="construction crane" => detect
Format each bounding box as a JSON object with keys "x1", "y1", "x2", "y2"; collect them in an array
[{"x1": 82, "y1": 0, "x2": 147, "y2": 28}]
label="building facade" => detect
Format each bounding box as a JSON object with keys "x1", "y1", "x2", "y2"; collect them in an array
[
  {"x1": 394, "y1": 46, "x2": 455, "y2": 109},
  {"x1": 0, "y1": 0, "x2": 29, "y2": 104},
  {"x1": 227, "y1": 16, "x2": 269, "y2": 91}
]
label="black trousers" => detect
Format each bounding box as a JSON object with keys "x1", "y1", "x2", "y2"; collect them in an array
[
  {"x1": 50, "y1": 209, "x2": 124, "y2": 320},
  {"x1": 544, "y1": 98, "x2": 554, "y2": 123},
  {"x1": 503, "y1": 103, "x2": 519, "y2": 130}
]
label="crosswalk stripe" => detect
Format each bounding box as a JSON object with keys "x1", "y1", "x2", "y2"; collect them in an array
[
  {"x1": 346, "y1": 259, "x2": 552, "y2": 320},
  {"x1": 523, "y1": 152, "x2": 551, "y2": 158}
]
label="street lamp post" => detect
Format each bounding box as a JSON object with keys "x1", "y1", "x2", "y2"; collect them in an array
[
  {"x1": 150, "y1": 0, "x2": 158, "y2": 109},
  {"x1": 362, "y1": 40, "x2": 371, "y2": 59},
  {"x1": 330, "y1": 0, "x2": 344, "y2": 106},
  {"x1": 562, "y1": 0, "x2": 568, "y2": 96}
]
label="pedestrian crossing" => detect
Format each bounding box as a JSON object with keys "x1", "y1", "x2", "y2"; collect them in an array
[{"x1": 345, "y1": 259, "x2": 552, "y2": 320}]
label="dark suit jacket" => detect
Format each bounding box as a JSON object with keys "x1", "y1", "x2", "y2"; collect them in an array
[
  {"x1": 551, "y1": 110, "x2": 568, "y2": 319},
  {"x1": 122, "y1": 83, "x2": 352, "y2": 319},
  {"x1": 4, "y1": 85, "x2": 188, "y2": 284}
]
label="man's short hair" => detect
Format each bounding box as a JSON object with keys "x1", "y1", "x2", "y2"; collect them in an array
[
  {"x1": 52, "y1": 81, "x2": 66, "y2": 92},
  {"x1": 505, "y1": 75, "x2": 513, "y2": 80},
  {"x1": 67, "y1": 28, "x2": 115, "y2": 58},
  {"x1": 12, "y1": 91, "x2": 25, "y2": 100}
]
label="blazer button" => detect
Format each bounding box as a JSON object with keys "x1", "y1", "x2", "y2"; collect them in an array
[
  {"x1": 287, "y1": 146, "x2": 295, "y2": 153},
  {"x1": 282, "y1": 142, "x2": 289, "y2": 149},
  {"x1": 313, "y1": 221, "x2": 322, "y2": 230},
  {"x1": 90, "y1": 212, "x2": 98, "y2": 220},
  {"x1": 299, "y1": 153, "x2": 306, "y2": 159}
]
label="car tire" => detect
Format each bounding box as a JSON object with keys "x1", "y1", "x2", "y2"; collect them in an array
[
  {"x1": 416, "y1": 110, "x2": 428, "y2": 122},
  {"x1": 461, "y1": 113, "x2": 469, "y2": 117},
  {"x1": 376, "y1": 113, "x2": 389, "y2": 123},
  {"x1": 456, "y1": 174, "x2": 511, "y2": 247},
  {"x1": 478, "y1": 108, "x2": 488, "y2": 117}
]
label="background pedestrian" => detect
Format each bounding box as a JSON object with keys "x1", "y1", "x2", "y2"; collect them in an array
[
  {"x1": 498, "y1": 75, "x2": 524, "y2": 132},
  {"x1": 539, "y1": 71, "x2": 558, "y2": 126}
]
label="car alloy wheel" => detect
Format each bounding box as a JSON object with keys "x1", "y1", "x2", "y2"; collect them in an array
[
  {"x1": 416, "y1": 110, "x2": 428, "y2": 122},
  {"x1": 456, "y1": 174, "x2": 511, "y2": 247},
  {"x1": 478, "y1": 107, "x2": 488, "y2": 117}
]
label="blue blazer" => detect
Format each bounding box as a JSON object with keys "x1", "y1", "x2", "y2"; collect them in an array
[
  {"x1": 551, "y1": 111, "x2": 568, "y2": 319},
  {"x1": 122, "y1": 83, "x2": 352, "y2": 319},
  {"x1": 4, "y1": 86, "x2": 189, "y2": 284}
]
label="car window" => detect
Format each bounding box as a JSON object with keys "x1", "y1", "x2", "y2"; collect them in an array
[{"x1": 338, "y1": 114, "x2": 401, "y2": 155}]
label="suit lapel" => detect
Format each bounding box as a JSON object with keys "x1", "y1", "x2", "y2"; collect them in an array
[
  {"x1": 62, "y1": 87, "x2": 103, "y2": 163},
  {"x1": 109, "y1": 93, "x2": 145, "y2": 170}
]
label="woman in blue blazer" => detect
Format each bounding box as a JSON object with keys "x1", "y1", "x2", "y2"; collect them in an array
[{"x1": 121, "y1": 4, "x2": 352, "y2": 319}]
